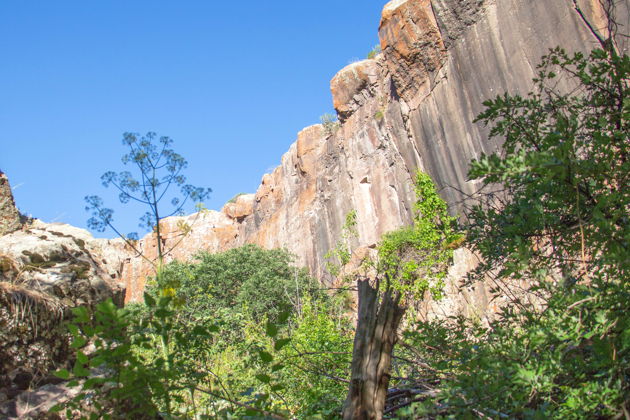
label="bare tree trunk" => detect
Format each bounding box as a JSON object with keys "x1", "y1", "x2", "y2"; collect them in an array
[{"x1": 343, "y1": 279, "x2": 406, "y2": 420}]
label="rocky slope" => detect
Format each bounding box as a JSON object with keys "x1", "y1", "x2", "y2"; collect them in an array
[
  {"x1": 119, "y1": 0, "x2": 627, "y2": 315},
  {"x1": 0, "y1": 174, "x2": 126, "y2": 411}
]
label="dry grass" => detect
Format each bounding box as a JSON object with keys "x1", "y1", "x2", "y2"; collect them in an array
[{"x1": 0, "y1": 281, "x2": 65, "y2": 332}]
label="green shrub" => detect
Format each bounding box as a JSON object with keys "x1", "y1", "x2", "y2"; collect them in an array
[
  {"x1": 367, "y1": 44, "x2": 381, "y2": 59},
  {"x1": 378, "y1": 171, "x2": 461, "y2": 299},
  {"x1": 320, "y1": 113, "x2": 340, "y2": 136}
]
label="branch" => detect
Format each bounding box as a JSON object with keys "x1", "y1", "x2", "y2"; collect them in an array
[
  {"x1": 98, "y1": 209, "x2": 157, "y2": 269},
  {"x1": 161, "y1": 208, "x2": 205, "y2": 256},
  {"x1": 156, "y1": 166, "x2": 184, "y2": 204},
  {"x1": 109, "y1": 180, "x2": 151, "y2": 205},
  {"x1": 570, "y1": 0, "x2": 609, "y2": 49}
]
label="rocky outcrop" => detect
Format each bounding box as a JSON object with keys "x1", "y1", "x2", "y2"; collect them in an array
[
  {"x1": 0, "y1": 220, "x2": 125, "y2": 401},
  {"x1": 118, "y1": 0, "x2": 626, "y2": 321},
  {"x1": 0, "y1": 171, "x2": 22, "y2": 236}
]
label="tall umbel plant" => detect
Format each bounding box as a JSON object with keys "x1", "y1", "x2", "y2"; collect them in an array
[
  {"x1": 53, "y1": 133, "x2": 212, "y2": 417},
  {"x1": 85, "y1": 132, "x2": 211, "y2": 271}
]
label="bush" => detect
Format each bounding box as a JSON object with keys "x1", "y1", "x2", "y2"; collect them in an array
[
  {"x1": 320, "y1": 113, "x2": 340, "y2": 136},
  {"x1": 367, "y1": 44, "x2": 381, "y2": 59},
  {"x1": 57, "y1": 244, "x2": 353, "y2": 418}
]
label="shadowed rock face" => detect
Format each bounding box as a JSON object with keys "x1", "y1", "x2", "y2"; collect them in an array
[
  {"x1": 117, "y1": 0, "x2": 626, "y2": 319},
  {"x1": 0, "y1": 171, "x2": 22, "y2": 237}
]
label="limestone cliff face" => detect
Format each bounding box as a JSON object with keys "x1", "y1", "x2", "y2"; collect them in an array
[{"x1": 121, "y1": 0, "x2": 626, "y2": 311}]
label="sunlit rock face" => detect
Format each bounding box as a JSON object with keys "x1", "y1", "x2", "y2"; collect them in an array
[
  {"x1": 119, "y1": 209, "x2": 240, "y2": 302},
  {"x1": 119, "y1": 0, "x2": 625, "y2": 320}
]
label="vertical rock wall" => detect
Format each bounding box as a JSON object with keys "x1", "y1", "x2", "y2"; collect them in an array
[{"x1": 120, "y1": 0, "x2": 628, "y2": 310}]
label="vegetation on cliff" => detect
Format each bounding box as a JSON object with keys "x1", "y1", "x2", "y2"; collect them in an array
[{"x1": 395, "y1": 41, "x2": 629, "y2": 418}]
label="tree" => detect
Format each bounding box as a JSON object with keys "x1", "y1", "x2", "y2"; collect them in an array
[
  {"x1": 398, "y1": 12, "x2": 629, "y2": 418},
  {"x1": 342, "y1": 172, "x2": 460, "y2": 420},
  {"x1": 466, "y1": 45, "x2": 628, "y2": 288},
  {"x1": 85, "y1": 131, "x2": 211, "y2": 270}
]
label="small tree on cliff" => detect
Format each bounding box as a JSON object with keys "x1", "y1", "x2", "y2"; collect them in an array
[{"x1": 85, "y1": 131, "x2": 211, "y2": 270}]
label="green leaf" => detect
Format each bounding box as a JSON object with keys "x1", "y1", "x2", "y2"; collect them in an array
[
  {"x1": 271, "y1": 363, "x2": 284, "y2": 372},
  {"x1": 192, "y1": 325, "x2": 210, "y2": 336},
  {"x1": 274, "y1": 338, "x2": 291, "y2": 351},
  {"x1": 71, "y1": 336, "x2": 88, "y2": 349},
  {"x1": 76, "y1": 350, "x2": 88, "y2": 365},
  {"x1": 144, "y1": 292, "x2": 156, "y2": 307},
  {"x1": 154, "y1": 308, "x2": 173, "y2": 318},
  {"x1": 73, "y1": 361, "x2": 90, "y2": 377},
  {"x1": 255, "y1": 374, "x2": 271, "y2": 384},
  {"x1": 67, "y1": 324, "x2": 80, "y2": 336},
  {"x1": 258, "y1": 350, "x2": 273, "y2": 364},
  {"x1": 278, "y1": 310, "x2": 291, "y2": 324},
  {"x1": 271, "y1": 384, "x2": 284, "y2": 392},
  {"x1": 54, "y1": 369, "x2": 70, "y2": 380},
  {"x1": 265, "y1": 322, "x2": 278, "y2": 338},
  {"x1": 71, "y1": 306, "x2": 90, "y2": 323}
]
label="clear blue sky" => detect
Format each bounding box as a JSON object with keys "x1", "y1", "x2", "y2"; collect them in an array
[{"x1": 1, "y1": 1, "x2": 386, "y2": 238}]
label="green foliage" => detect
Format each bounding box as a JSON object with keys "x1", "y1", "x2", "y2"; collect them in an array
[
  {"x1": 158, "y1": 244, "x2": 320, "y2": 323},
  {"x1": 398, "y1": 46, "x2": 630, "y2": 419},
  {"x1": 468, "y1": 46, "x2": 628, "y2": 283},
  {"x1": 320, "y1": 113, "x2": 340, "y2": 136},
  {"x1": 378, "y1": 171, "x2": 461, "y2": 298},
  {"x1": 278, "y1": 299, "x2": 353, "y2": 418},
  {"x1": 58, "y1": 244, "x2": 350, "y2": 418},
  {"x1": 53, "y1": 296, "x2": 217, "y2": 418},
  {"x1": 404, "y1": 283, "x2": 630, "y2": 419},
  {"x1": 367, "y1": 44, "x2": 381, "y2": 59},
  {"x1": 324, "y1": 210, "x2": 358, "y2": 277}
]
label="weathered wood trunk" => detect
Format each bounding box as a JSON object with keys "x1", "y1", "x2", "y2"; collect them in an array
[{"x1": 343, "y1": 279, "x2": 406, "y2": 420}]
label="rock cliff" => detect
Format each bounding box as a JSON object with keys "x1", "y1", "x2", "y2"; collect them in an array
[{"x1": 120, "y1": 0, "x2": 625, "y2": 307}]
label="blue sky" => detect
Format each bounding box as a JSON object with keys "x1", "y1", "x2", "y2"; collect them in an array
[{"x1": 1, "y1": 1, "x2": 386, "y2": 238}]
